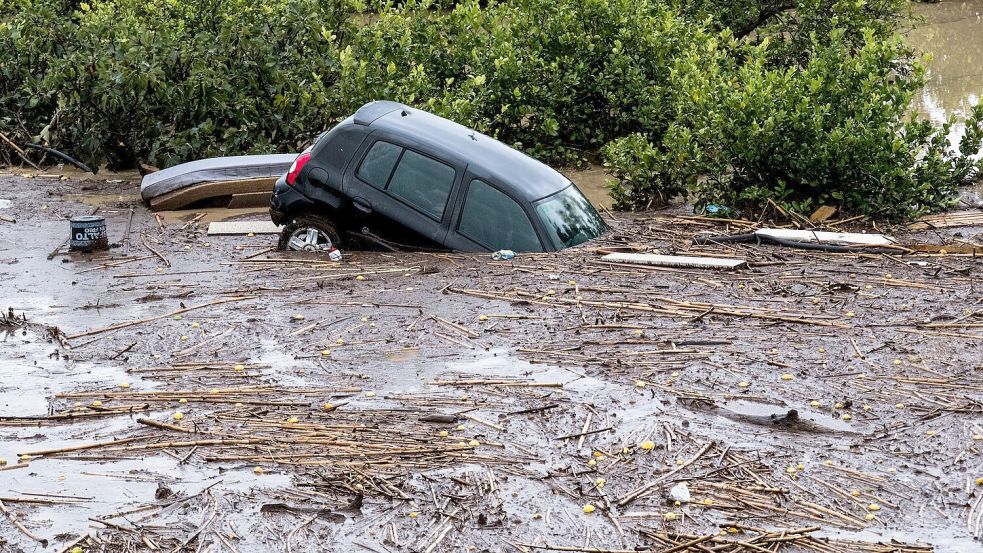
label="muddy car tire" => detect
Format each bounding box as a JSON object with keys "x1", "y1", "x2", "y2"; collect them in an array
[{"x1": 278, "y1": 215, "x2": 341, "y2": 252}]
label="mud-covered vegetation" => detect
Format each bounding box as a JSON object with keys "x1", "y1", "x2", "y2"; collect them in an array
[{"x1": 1, "y1": 0, "x2": 981, "y2": 219}]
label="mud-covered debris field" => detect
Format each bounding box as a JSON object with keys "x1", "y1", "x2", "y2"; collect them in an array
[{"x1": 1, "y1": 173, "x2": 982, "y2": 553}]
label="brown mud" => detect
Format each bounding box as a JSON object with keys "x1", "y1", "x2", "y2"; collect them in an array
[{"x1": 1, "y1": 170, "x2": 982, "y2": 552}]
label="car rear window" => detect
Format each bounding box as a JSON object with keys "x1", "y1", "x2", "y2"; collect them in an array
[
  {"x1": 357, "y1": 141, "x2": 401, "y2": 188},
  {"x1": 386, "y1": 150, "x2": 456, "y2": 220},
  {"x1": 458, "y1": 179, "x2": 543, "y2": 252}
]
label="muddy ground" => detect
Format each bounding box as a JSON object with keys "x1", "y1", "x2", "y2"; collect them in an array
[{"x1": 0, "y1": 171, "x2": 981, "y2": 553}]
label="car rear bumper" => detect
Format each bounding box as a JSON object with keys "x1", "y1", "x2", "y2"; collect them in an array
[{"x1": 270, "y1": 176, "x2": 312, "y2": 225}]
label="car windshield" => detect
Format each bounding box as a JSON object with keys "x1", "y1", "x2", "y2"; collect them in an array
[{"x1": 534, "y1": 185, "x2": 607, "y2": 249}]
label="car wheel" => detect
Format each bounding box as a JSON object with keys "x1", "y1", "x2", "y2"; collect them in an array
[{"x1": 278, "y1": 215, "x2": 341, "y2": 252}]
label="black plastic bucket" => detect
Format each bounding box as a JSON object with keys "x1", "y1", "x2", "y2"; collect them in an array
[{"x1": 70, "y1": 215, "x2": 109, "y2": 251}]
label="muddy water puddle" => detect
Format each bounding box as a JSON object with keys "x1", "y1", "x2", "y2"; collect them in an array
[
  {"x1": 1, "y1": 457, "x2": 292, "y2": 548},
  {"x1": 819, "y1": 526, "x2": 978, "y2": 553},
  {"x1": 714, "y1": 399, "x2": 856, "y2": 433}
]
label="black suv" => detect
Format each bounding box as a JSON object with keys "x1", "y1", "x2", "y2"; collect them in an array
[{"x1": 270, "y1": 101, "x2": 606, "y2": 252}]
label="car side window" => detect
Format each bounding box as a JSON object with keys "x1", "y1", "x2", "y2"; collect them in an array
[
  {"x1": 386, "y1": 149, "x2": 456, "y2": 220},
  {"x1": 458, "y1": 179, "x2": 543, "y2": 252},
  {"x1": 356, "y1": 141, "x2": 401, "y2": 188}
]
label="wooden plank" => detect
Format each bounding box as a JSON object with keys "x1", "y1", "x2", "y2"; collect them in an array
[
  {"x1": 755, "y1": 228, "x2": 894, "y2": 246},
  {"x1": 206, "y1": 221, "x2": 282, "y2": 235},
  {"x1": 601, "y1": 253, "x2": 746, "y2": 270},
  {"x1": 908, "y1": 210, "x2": 983, "y2": 230},
  {"x1": 907, "y1": 244, "x2": 983, "y2": 255},
  {"x1": 809, "y1": 205, "x2": 837, "y2": 223},
  {"x1": 226, "y1": 191, "x2": 273, "y2": 209},
  {"x1": 148, "y1": 178, "x2": 276, "y2": 211}
]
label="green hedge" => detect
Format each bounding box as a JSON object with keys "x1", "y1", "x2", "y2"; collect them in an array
[
  {"x1": 337, "y1": 0, "x2": 704, "y2": 164},
  {"x1": 604, "y1": 28, "x2": 983, "y2": 219},
  {"x1": 1, "y1": 0, "x2": 980, "y2": 220},
  {"x1": 1, "y1": 0, "x2": 349, "y2": 168}
]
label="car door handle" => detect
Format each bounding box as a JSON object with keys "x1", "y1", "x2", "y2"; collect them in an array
[{"x1": 353, "y1": 197, "x2": 372, "y2": 214}]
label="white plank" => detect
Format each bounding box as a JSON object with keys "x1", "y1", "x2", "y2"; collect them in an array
[
  {"x1": 601, "y1": 253, "x2": 747, "y2": 270},
  {"x1": 755, "y1": 228, "x2": 894, "y2": 246},
  {"x1": 207, "y1": 221, "x2": 282, "y2": 235}
]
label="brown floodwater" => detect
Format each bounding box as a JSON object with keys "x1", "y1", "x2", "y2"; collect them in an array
[{"x1": 909, "y1": 1, "x2": 983, "y2": 135}]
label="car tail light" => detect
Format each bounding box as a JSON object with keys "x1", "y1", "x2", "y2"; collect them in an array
[{"x1": 286, "y1": 151, "x2": 312, "y2": 186}]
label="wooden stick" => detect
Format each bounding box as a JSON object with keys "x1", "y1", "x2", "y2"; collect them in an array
[
  {"x1": 18, "y1": 435, "x2": 146, "y2": 457},
  {"x1": 0, "y1": 498, "x2": 47, "y2": 546},
  {"x1": 55, "y1": 533, "x2": 91, "y2": 553},
  {"x1": 141, "y1": 233, "x2": 171, "y2": 267},
  {"x1": 0, "y1": 131, "x2": 40, "y2": 169},
  {"x1": 577, "y1": 412, "x2": 593, "y2": 450},
  {"x1": 66, "y1": 296, "x2": 252, "y2": 339},
  {"x1": 662, "y1": 534, "x2": 716, "y2": 553},
  {"x1": 616, "y1": 441, "x2": 714, "y2": 506},
  {"x1": 137, "y1": 417, "x2": 194, "y2": 433}
]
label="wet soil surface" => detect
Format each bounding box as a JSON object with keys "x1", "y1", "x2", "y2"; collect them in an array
[{"x1": 1, "y1": 171, "x2": 982, "y2": 552}]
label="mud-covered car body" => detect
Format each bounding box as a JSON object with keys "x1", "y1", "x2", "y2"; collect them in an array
[{"x1": 270, "y1": 101, "x2": 606, "y2": 252}]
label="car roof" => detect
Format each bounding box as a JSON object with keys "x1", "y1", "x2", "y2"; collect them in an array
[{"x1": 354, "y1": 101, "x2": 570, "y2": 203}]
